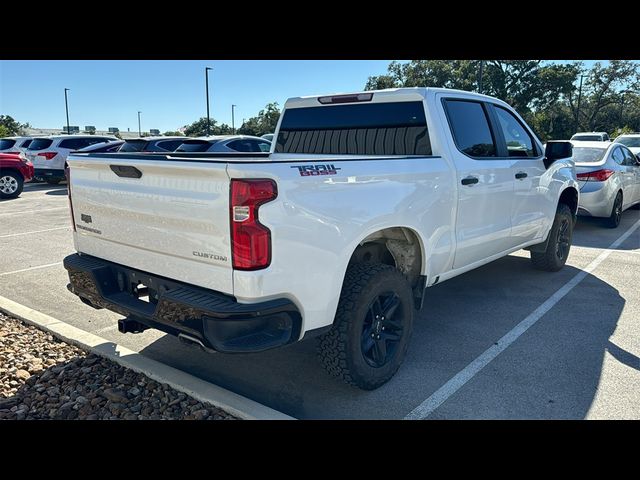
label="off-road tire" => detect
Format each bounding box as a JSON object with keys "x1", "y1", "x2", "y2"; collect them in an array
[
  {"x1": 317, "y1": 263, "x2": 414, "y2": 390},
  {"x1": 530, "y1": 203, "x2": 573, "y2": 272}
]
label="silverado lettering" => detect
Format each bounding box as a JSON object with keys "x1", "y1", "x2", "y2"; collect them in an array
[{"x1": 291, "y1": 164, "x2": 341, "y2": 176}]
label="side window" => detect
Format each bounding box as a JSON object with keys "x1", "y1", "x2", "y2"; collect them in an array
[
  {"x1": 603, "y1": 134, "x2": 610, "y2": 141},
  {"x1": 444, "y1": 100, "x2": 497, "y2": 158},
  {"x1": 611, "y1": 147, "x2": 625, "y2": 165},
  {"x1": 622, "y1": 147, "x2": 637, "y2": 166},
  {"x1": 20, "y1": 139, "x2": 33, "y2": 148},
  {"x1": 59, "y1": 139, "x2": 82, "y2": 150},
  {"x1": 156, "y1": 140, "x2": 183, "y2": 151},
  {"x1": 494, "y1": 106, "x2": 537, "y2": 157},
  {"x1": 257, "y1": 141, "x2": 271, "y2": 152},
  {"x1": 227, "y1": 140, "x2": 255, "y2": 152}
]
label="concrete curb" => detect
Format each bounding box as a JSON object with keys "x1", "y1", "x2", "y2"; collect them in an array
[{"x1": 0, "y1": 295, "x2": 294, "y2": 420}]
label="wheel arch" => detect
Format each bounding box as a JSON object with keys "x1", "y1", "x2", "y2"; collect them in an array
[
  {"x1": 559, "y1": 186, "x2": 578, "y2": 216},
  {"x1": 0, "y1": 168, "x2": 24, "y2": 181},
  {"x1": 347, "y1": 226, "x2": 426, "y2": 289}
]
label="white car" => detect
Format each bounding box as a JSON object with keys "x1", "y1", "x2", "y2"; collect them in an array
[
  {"x1": 570, "y1": 132, "x2": 611, "y2": 142},
  {"x1": 64, "y1": 87, "x2": 578, "y2": 389},
  {"x1": 26, "y1": 135, "x2": 117, "y2": 184},
  {"x1": 613, "y1": 133, "x2": 640, "y2": 157},
  {"x1": 0, "y1": 136, "x2": 34, "y2": 156}
]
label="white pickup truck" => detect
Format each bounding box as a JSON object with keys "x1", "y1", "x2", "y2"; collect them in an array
[{"x1": 63, "y1": 88, "x2": 578, "y2": 389}]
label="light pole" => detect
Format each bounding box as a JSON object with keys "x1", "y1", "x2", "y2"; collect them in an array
[
  {"x1": 575, "y1": 74, "x2": 586, "y2": 132},
  {"x1": 619, "y1": 90, "x2": 630, "y2": 126},
  {"x1": 138, "y1": 111, "x2": 142, "y2": 137},
  {"x1": 477, "y1": 60, "x2": 485, "y2": 94},
  {"x1": 205, "y1": 67, "x2": 213, "y2": 136},
  {"x1": 231, "y1": 104, "x2": 236, "y2": 134},
  {"x1": 64, "y1": 88, "x2": 70, "y2": 134}
]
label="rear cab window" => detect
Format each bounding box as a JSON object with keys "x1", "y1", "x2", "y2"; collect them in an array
[{"x1": 275, "y1": 101, "x2": 432, "y2": 155}]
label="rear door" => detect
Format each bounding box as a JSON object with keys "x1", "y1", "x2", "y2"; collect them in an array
[
  {"x1": 439, "y1": 96, "x2": 515, "y2": 269},
  {"x1": 611, "y1": 146, "x2": 635, "y2": 209},
  {"x1": 489, "y1": 103, "x2": 548, "y2": 245},
  {"x1": 68, "y1": 154, "x2": 235, "y2": 294}
]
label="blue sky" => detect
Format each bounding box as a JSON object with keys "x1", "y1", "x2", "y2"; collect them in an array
[{"x1": 0, "y1": 60, "x2": 608, "y2": 133}]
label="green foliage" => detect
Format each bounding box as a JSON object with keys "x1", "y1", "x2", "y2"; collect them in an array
[
  {"x1": 238, "y1": 103, "x2": 280, "y2": 137},
  {"x1": 0, "y1": 125, "x2": 10, "y2": 137},
  {"x1": 163, "y1": 131, "x2": 183, "y2": 136},
  {"x1": 183, "y1": 117, "x2": 233, "y2": 137},
  {"x1": 365, "y1": 60, "x2": 640, "y2": 140},
  {"x1": 0, "y1": 115, "x2": 29, "y2": 136}
]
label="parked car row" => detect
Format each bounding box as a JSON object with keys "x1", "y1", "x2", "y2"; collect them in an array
[
  {"x1": 567, "y1": 132, "x2": 640, "y2": 228},
  {"x1": 0, "y1": 134, "x2": 273, "y2": 189}
]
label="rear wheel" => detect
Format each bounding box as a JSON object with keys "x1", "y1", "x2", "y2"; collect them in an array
[
  {"x1": 605, "y1": 192, "x2": 623, "y2": 229},
  {"x1": 0, "y1": 172, "x2": 24, "y2": 199},
  {"x1": 318, "y1": 263, "x2": 414, "y2": 390},
  {"x1": 530, "y1": 203, "x2": 573, "y2": 272}
]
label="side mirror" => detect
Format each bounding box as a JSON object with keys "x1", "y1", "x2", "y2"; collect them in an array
[{"x1": 544, "y1": 141, "x2": 573, "y2": 168}]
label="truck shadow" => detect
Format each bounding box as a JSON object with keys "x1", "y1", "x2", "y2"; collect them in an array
[
  {"x1": 572, "y1": 210, "x2": 640, "y2": 250},
  {"x1": 139, "y1": 255, "x2": 627, "y2": 419}
]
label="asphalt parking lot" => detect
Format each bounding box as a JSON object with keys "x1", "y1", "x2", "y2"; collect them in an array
[{"x1": 1, "y1": 182, "x2": 639, "y2": 419}]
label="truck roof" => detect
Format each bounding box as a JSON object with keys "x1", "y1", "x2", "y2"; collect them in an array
[{"x1": 284, "y1": 87, "x2": 509, "y2": 109}]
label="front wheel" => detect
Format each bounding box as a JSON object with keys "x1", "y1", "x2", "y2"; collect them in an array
[
  {"x1": 530, "y1": 203, "x2": 573, "y2": 272},
  {"x1": 0, "y1": 172, "x2": 24, "y2": 199},
  {"x1": 318, "y1": 263, "x2": 414, "y2": 390}
]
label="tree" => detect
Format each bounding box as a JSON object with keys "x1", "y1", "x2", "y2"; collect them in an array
[
  {"x1": 568, "y1": 60, "x2": 640, "y2": 131},
  {"x1": 163, "y1": 131, "x2": 183, "y2": 136},
  {"x1": 183, "y1": 117, "x2": 232, "y2": 137},
  {"x1": 238, "y1": 103, "x2": 281, "y2": 137},
  {"x1": 0, "y1": 125, "x2": 10, "y2": 137},
  {"x1": 0, "y1": 115, "x2": 29, "y2": 136},
  {"x1": 364, "y1": 60, "x2": 639, "y2": 140}
]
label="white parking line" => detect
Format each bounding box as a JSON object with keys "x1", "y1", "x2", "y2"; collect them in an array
[
  {"x1": 0, "y1": 207, "x2": 67, "y2": 217},
  {"x1": 0, "y1": 262, "x2": 63, "y2": 277},
  {"x1": 0, "y1": 227, "x2": 69, "y2": 238},
  {"x1": 405, "y1": 217, "x2": 640, "y2": 420}
]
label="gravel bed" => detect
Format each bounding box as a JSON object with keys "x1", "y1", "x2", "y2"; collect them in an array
[{"x1": 0, "y1": 311, "x2": 237, "y2": 420}]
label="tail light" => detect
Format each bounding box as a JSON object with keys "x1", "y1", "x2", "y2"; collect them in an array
[
  {"x1": 38, "y1": 152, "x2": 57, "y2": 160},
  {"x1": 65, "y1": 164, "x2": 76, "y2": 232},
  {"x1": 230, "y1": 179, "x2": 277, "y2": 270},
  {"x1": 576, "y1": 169, "x2": 614, "y2": 182}
]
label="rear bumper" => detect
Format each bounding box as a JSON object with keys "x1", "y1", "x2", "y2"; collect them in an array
[
  {"x1": 34, "y1": 168, "x2": 65, "y2": 180},
  {"x1": 63, "y1": 253, "x2": 302, "y2": 353},
  {"x1": 577, "y1": 184, "x2": 615, "y2": 218}
]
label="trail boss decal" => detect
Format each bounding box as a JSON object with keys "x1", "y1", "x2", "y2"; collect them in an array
[{"x1": 291, "y1": 164, "x2": 341, "y2": 176}]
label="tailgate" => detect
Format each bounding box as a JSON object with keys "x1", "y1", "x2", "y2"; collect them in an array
[{"x1": 67, "y1": 154, "x2": 234, "y2": 295}]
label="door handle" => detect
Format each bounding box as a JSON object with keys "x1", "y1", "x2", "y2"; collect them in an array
[
  {"x1": 461, "y1": 176, "x2": 479, "y2": 186},
  {"x1": 515, "y1": 172, "x2": 528, "y2": 179}
]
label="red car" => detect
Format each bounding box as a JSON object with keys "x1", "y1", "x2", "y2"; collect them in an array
[{"x1": 0, "y1": 153, "x2": 35, "y2": 199}]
